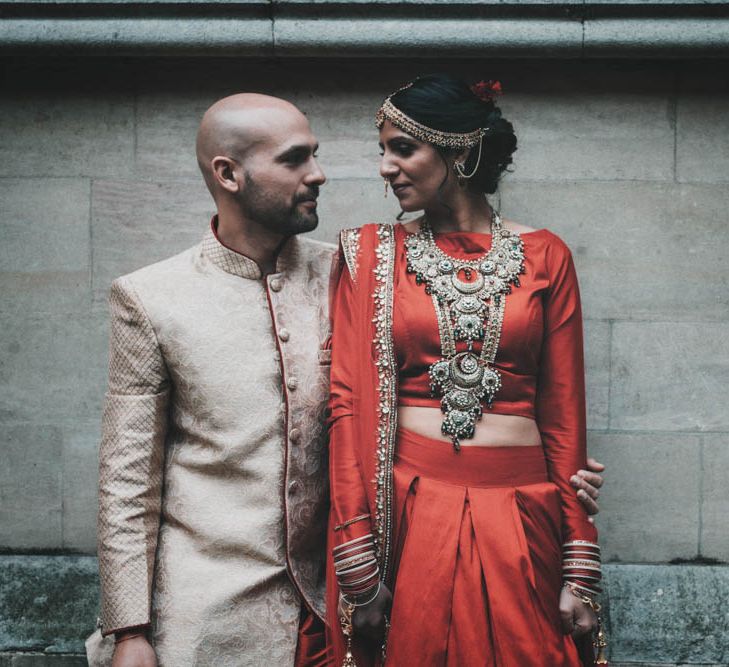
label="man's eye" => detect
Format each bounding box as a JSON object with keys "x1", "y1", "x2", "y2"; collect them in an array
[{"x1": 397, "y1": 144, "x2": 414, "y2": 156}]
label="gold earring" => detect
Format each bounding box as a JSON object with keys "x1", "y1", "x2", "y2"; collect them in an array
[{"x1": 384, "y1": 179, "x2": 389, "y2": 198}]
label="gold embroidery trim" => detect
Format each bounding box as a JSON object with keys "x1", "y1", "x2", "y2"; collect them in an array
[
  {"x1": 372, "y1": 224, "x2": 397, "y2": 582},
  {"x1": 340, "y1": 228, "x2": 361, "y2": 281}
]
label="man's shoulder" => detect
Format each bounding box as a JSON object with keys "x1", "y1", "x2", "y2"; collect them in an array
[{"x1": 112, "y1": 244, "x2": 200, "y2": 294}]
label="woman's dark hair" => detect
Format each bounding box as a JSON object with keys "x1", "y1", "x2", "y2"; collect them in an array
[{"x1": 390, "y1": 74, "x2": 517, "y2": 195}]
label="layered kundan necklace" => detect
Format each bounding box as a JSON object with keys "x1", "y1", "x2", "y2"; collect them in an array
[{"x1": 405, "y1": 210, "x2": 525, "y2": 450}]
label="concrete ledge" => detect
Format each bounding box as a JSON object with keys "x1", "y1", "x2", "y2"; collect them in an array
[
  {"x1": 0, "y1": 556, "x2": 98, "y2": 654},
  {"x1": 1, "y1": 2, "x2": 729, "y2": 58},
  {"x1": 1, "y1": 556, "x2": 728, "y2": 663}
]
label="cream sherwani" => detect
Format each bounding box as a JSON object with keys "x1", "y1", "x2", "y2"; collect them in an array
[{"x1": 93, "y1": 227, "x2": 334, "y2": 666}]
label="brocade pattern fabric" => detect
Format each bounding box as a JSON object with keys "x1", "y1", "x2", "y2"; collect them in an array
[{"x1": 94, "y1": 228, "x2": 334, "y2": 666}]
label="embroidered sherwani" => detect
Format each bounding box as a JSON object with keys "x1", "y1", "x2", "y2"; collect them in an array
[{"x1": 95, "y1": 226, "x2": 334, "y2": 666}]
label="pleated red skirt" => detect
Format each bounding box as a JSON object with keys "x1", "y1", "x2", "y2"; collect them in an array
[{"x1": 384, "y1": 428, "x2": 584, "y2": 667}]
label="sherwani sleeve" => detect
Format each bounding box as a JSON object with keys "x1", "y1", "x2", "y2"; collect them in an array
[
  {"x1": 328, "y1": 251, "x2": 375, "y2": 550},
  {"x1": 98, "y1": 276, "x2": 170, "y2": 635},
  {"x1": 535, "y1": 239, "x2": 598, "y2": 545}
]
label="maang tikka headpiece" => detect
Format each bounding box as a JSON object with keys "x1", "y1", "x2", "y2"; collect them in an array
[{"x1": 375, "y1": 80, "x2": 489, "y2": 150}]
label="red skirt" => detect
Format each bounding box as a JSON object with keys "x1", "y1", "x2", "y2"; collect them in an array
[{"x1": 384, "y1": 428, "x2": 584, "y2": 667}]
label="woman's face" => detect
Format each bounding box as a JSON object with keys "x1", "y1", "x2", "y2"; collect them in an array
[{"x1": 379, "y1": 120, "x2": 456, "y2": 212}]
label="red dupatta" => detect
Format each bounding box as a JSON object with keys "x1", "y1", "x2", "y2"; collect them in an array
[{"x1": 326, "y1": 224, "x2": 399, "y2": 665}]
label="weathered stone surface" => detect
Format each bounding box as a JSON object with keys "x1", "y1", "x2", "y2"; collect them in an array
[
  {"x1": 8, "y1": 656, "x2": 87, "y2": 666},
  {"x1": 585, "y1": 319, "x2": 610, "y2": 431},
  {"x1": 0, "y1": 90, "x2": 133, "y2": 179},
  {"x1": 589, "y1": 433, "x2": 700, "y2": 562},
  {"x1": 500, "y1": 182, "x2": 729, "y2": 322},
  {"x1": 0, "y1": 312, "x2": 107, "y2": 424},
  {"x1": 584, "y1": 18, "x2": 729, "y2": 59},
  {"x1": 0, "y1": 179, "x2": 90, "y2": 316},
  {"x1": 309, "y1": 178, "x2": 401, "y2": 243},
  {"x1": 499, "y1": 63, "x2": 674, "y2": 182},
  {"x1": 1, "y1": 556, "x2": 727, "y2": 664},
  {"x1": 0, "y1": 556, "x2": 98, "y2": 654},
  {"x1": 0, "y1": 425, "x2": 63, "y2": 550},
  {"x1": 701, "y1": 435, "x2": 729, "y2": 561},
  {"x1": 90, "y1": 179, "x2": 213, "y2": 301},
  {"x1": 62, "y1": 422, "x2": 101, "y2": 553},
  {"x1": 610, "y1": 322, "x2": 729, "y2": 432},
  {"x1": 603, "y1": 564, "x2": 729, "y2": 664},
  {"x1": 676, "y1": 70, "x2": 729, "y2": 184}
]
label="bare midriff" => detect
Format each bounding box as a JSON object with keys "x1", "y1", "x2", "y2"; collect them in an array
[{"x1": 398, "y1": 406, "x2": 542, "y2": 447}]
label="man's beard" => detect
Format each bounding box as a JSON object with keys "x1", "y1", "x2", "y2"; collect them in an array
[{"x1": 241, "y1": 172, "x2": 319, "y2": 236}]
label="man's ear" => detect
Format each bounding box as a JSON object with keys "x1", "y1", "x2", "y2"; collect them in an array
[{"x1": 211, "y1": 156, "x2": 240, "y2": 193}]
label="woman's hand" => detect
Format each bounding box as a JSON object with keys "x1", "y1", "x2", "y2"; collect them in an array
[
  {"x1": 559, "y1": 586, "x2": 597, "y2": 638},
  {"x1": 340, "y1": 584, "x2": 392, "y2": 644}
]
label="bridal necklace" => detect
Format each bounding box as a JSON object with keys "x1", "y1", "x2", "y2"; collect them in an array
[{"x1": 405, "y1": 210, "x2": 525, "y2": 450}]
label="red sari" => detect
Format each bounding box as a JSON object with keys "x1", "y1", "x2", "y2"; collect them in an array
[{"x1": 326, "y1": 223, "x2": 598, "y2": 666}]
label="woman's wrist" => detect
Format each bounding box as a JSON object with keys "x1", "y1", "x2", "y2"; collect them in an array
[
  {"x1": 561, "y1": 540, "x2": 602, "y2": 596},
  {"x1": 333, "y1": 533, "x2": 380, "y2": 598}
]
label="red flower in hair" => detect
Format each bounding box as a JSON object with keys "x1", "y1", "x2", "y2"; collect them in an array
[{"x1": 470, "y1": 80, "x2": 503, "y2": 102}]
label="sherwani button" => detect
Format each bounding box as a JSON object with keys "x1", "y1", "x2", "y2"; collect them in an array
[
  {"x1": 270, "y1": 277, "x2": 283, "y2": 292},
  {"x1": 287, "y1": 377, "x2": 298, "y2": 391},
  {"x1": 289, "y1": 480, "x2": 301, "y2": 495},
  {"x1": 289, "y1": 428, "x2": 301, "y2": 442},
  {"x1": 279, "y1": 328, "x2": 290, "y2": 342}
]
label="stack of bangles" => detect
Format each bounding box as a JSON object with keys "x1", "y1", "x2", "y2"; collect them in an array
[
  {"x1": 562, "y1": 540, "x2": 602, "y2": 603},
  {"x1": 333, "y1": 533, "x2": 381, "y2": 606}
]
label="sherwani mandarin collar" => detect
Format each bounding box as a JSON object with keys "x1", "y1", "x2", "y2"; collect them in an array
[{"x1": 203, "y1": 217, "x2": 300, "y2": 280}]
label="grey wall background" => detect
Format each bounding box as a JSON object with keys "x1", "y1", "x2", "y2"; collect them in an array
[{"x1": 1, "y1": 52, "x2": 728, "y2": 664}]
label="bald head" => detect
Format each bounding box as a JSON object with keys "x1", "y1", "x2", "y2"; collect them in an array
[{"x1": 196, "y1": 93, "x2": 307, "y2": 193}]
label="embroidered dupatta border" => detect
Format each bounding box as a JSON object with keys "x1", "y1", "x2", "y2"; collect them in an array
[
  {"x1": 340, "y1": 227, "x2": 361, "y2": 280},
  {"x1": 372, "y1": 224, "x2": 398, "y2": 582}
]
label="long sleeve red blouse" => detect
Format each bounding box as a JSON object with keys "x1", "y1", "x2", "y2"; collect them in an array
[{"x1": 328, "y1": 223, "x2": 597, "y2": 555}]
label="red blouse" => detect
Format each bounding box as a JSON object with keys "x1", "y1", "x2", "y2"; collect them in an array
[
  {"x1": 394, "y1": 223, "x2": 574, "y2": 419},
  {"x1": 391, "y1": 223, "x2": 596, "y2": 543}
]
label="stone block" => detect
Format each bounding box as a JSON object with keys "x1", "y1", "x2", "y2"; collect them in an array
[
  {"x1": 308, "y1": 178, "x2": 405, "y2": 244},
  {"x1": 9, "y1": 656, "x2": 87, "y2": 666},
  {"x1": 584, "y1": 18, "x2": 729, "y2": 59},
  {"x1": 0, "y1": 179, "x2": 91, "y2": 317},
  {"x1": 0, "y1": 556, "x2": 98, "y2": 654},
  {"x1": 585, "y1": 319, "x2": 610, "y2": 431},
  {"x1": 676, "y1": 70, "x2": 729, "y2": 184},
  {"x1": 603, "y1": 564, "x2": 729, "y2": 664},
  {"x1": 273, "y1": 17, "x2": 583, "y2": 58},
  {"x1": 0, "y1": 425, "x2": 63, "y2": 550},
  {"x1": 498, "y1": 62, "x2": 674, "y2": 182},
  {"x1": 610, "y1": 322, "x2": 729, "y2": 432},
  {"x1": 500, "y1": 181, "x2": 729, "y2": 322},
  {"x1": 90, "y1": 179, "x2": 214, "y2": 300},
  {"x1": 0, "y1": 87, "x2": 133, "y2": 179},
  {"x1": 62, "y1": 422, "x2": 101, "y2": 554},
  {"x1": 589, "y1": 433, "x2": 700, "y2": 562},
  {"x1": 701, "y1": 435, "x2": 729, "y2": 560},
  {"x1": 0, "y1": 312, "x2": 107, "y2": 425}
]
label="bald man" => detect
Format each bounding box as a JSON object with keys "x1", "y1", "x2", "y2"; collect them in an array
[{"x1": 89, "y1": 94, "x2": 333, "y2": 666}]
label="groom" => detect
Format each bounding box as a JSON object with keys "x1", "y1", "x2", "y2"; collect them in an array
[{"x1": 93, "y1": 93, "x2": 605, "y2": 667}]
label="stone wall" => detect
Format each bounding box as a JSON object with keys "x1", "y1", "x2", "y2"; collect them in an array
[{"x1": 1, "y1": 56, "x2": 728, "y2": 663}]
